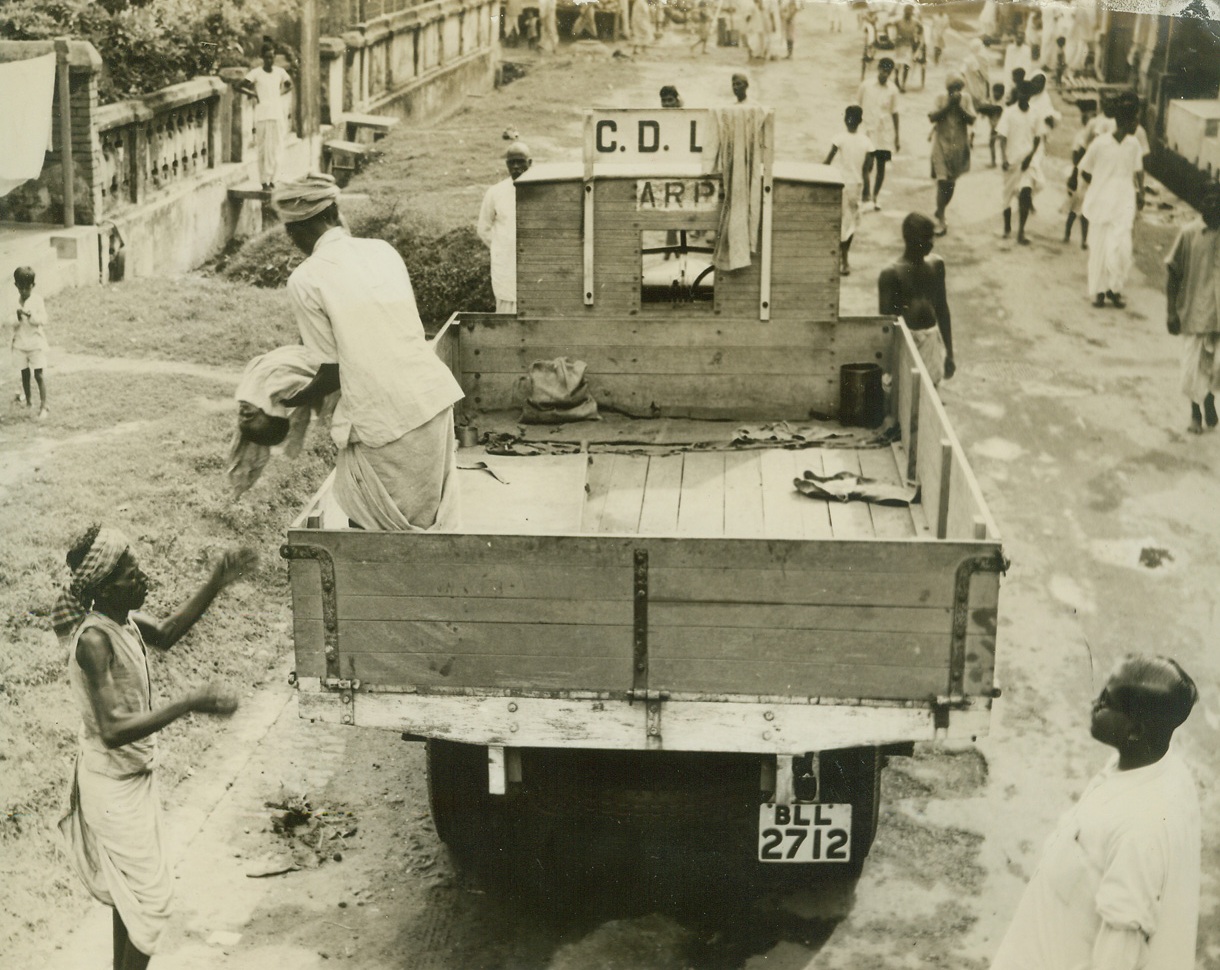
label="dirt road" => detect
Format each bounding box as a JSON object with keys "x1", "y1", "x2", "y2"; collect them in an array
[{"x1": 13, "y1": 4, "x2": 1220, "y2": 968}]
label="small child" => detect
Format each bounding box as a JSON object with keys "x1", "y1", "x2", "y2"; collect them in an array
[
  {"x1": 9, "y1": 266, "x2": 49, "y2": 420},
  {"x1": 1063, "y1": 101, "x2": 1098, "y2": 249},
  {"x1": 228, "y1": 344, "x2": 327, "y2": 498},
  {"x1": 824, "y1": 105, "x2": 874, "y2": 276}
]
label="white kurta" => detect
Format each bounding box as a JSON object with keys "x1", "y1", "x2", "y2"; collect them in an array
[
  {"x1": 1081, "y1": 133, "x2": 1142, "y2": 295},
  {"x1": 991, "y1": 749, "x2": 1200, "y2": 970},
  {"x1": 477, "y1": 177, "x2": 518, "y2": 312}
]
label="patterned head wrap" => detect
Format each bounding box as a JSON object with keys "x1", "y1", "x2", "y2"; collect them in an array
[
  {"x1": 51, "y1": 527, "x2": 131, "y2": 644},
  {"x1": 271, "y1": 173, "x2": 342, "y2": 224}
]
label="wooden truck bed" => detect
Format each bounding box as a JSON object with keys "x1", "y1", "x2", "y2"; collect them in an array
[
  {"x1": 285, "y1": 154, "x2": 1003, "y2": 755},
  {"x1": 286, "y1": 319, "x2": 1003, "y2": 752}
]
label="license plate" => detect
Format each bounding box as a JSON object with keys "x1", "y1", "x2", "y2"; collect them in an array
[{"x1": 758, "y1": 803, "x2": 853, "y2": 863}]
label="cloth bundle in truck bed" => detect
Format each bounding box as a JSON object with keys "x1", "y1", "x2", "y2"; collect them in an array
[{"x1": 520, "y1": 356, "x2": 600, "y2": 424}]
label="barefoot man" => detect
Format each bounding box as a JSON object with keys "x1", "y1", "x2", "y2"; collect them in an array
[
  {"x1": 272, "y1": 174, "x2": 465, "y2": 532},
  {"x1": 879, "y1": 213, "x2": 956, "y2": 383},
  {"x1": 53, "y1": 527, "x2": 256, "y2": 970},
  {"x1": 928, "y1": 73, "x2": 975, "y2": 236},
  {"x1": 1166, "y1": 181, "x2": 1220, "y2": 434}
]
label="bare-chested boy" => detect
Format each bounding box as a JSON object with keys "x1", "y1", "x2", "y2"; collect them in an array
[{"x1": 878, "y1": 213, "x2": 956, "y2": 383}]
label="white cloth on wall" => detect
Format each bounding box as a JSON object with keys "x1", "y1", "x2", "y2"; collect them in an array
[{"x1": 0, "y1": 53, "x2": 56, "y2": 198}]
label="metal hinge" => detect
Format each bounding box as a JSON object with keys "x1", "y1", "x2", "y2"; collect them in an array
[{"x1": 628, "y1": 688, "x2": 669, "y2": 749}]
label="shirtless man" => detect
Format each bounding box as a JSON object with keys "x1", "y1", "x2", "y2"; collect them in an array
[{"x1": 878, "y1": 213, "x2": 955, "y2": 383}]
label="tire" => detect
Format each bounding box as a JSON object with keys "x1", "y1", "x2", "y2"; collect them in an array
[
  {"x1": 426, "y1": 740, "x2": 507, "y2": 867},
  {"x1": 818, "y1": 747, "x2": 882, "y2": 874}
]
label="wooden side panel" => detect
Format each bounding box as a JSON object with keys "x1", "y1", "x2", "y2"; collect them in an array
[
  {"x1": 901, "y1": 321, "x2": 1000, "y2": 541},
  {"x1": 769, "y1": 181, "x2": 841, "y2": 321},
  {"x1": 285, "y1": 532, "x2": 637, "y2": 692},
  {"x1": 459, "y1": 316, "x2": 893, "y2": 420},
  {"x1": 639, "y1": 537, "x2": 989, "y2": 700}
]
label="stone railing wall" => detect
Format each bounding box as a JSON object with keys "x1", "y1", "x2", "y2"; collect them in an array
[
  {"x1": 322, "y1": 0, "x2": 498, "y2": 121},
  {"x1": 94, "y1": 78, "x2": 229, "y2": 217}
]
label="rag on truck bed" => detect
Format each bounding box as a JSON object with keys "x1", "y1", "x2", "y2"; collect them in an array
[{"x1": 282, "y1": 107, "x2": 1005, "y2": 876}]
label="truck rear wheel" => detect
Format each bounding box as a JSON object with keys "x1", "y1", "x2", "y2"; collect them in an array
[
  {"x1": 817, "y1": 747, "x2": 882, "y2": 873},
  {"x1": 426, "y1": 740, "x2": 505, "y2": 867}
]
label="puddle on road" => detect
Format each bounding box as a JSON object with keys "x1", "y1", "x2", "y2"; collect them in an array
[
  {"x1": 971, "y1": 437, "x2": 1024, "y2": 462},
  {"x1": 1090, "y1": 536, "x2": 1183, "y2": 575},
  {"x1": 476, "y1": 848, "x2": 847, "y2": 970}
]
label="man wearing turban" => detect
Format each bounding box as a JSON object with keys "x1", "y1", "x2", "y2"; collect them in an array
[
  {"x1": 272, "y1": 174, "x2": 465, "y2": 531},
  {"x1": 477, "y1": 142, "x2": 532, "y2": 315},
  {"x1": 53, "y1": 526, "x2": 255, "y2": 970},
  {"x1": 990, "y1": 655, "x2": 1201, "y2": 970}
]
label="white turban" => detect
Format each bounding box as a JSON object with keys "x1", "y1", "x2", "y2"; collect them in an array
[{"x1": 271, "y1": 173, "x2": 342, "y2": 224}]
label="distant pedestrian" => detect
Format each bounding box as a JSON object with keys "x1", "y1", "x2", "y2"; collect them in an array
[
  {"x1": 878, "y1": 213, "x2": 955, "y2": 383},
  {"x1": 8, "y1": 265, "x2": 49, "y2": 419},
  {"x1": 859, "y1": 9, "x2": 879, "y2": 80},
  {"x1": 690, "y1": 1, "x2": 712, "y2": 53},
  {"x1": 824, "y1": 104, "x2": 873, "y2": 275},
  {"x1": 54, "y1": 526, "x2": 256, "y2": 970},
  {"x1": 742, "y1": 0, "x2": 767, "y2": 60},
  {"x1": 1062, "y1": 99, "x2": 1098, "y2": 249},
  {"x1": 858, "y1": 56, "x2": 900, "y2": 210},
  {"x1": 826, "y1": 0, "x2": 847, "y2": 32},
  {"x1": 1079, "y1": 97, "x2": 1143, "y2": 308},
  {"x1": 890, "y1": 5, "x2": 922, "y2": 92},
  {"x1": 990, "y1": 654, "x2": 1200, "y2": 970},
  {"x1": 995, "y1": 83, "x2": 1045, "y2": 244},
  {"x1": 928, "y1": 73, "x2": 975, "y2": 236},
  {"x1": 478, "y1": 142, "x2": 532, "y2": 315},
  {"x1": 731, "y1": 72, "x2": 750, "y2": 103},
  {"x1": 1166, "y1": 182, "x2": 1220, "y2": 434},
  {"x1": 781, "y1": 0, "x2": 799, "y2": 58},
  {"x1": 927, "y1": 10, "x2": 948, "y2": 64},
  {"x1": 239, "y1": 45, "x2": 293, "y2": 191}
]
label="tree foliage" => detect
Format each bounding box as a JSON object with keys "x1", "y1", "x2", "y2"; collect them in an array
[{"x1": 0, "y1": 0, "x2": 298, "y2": 103}]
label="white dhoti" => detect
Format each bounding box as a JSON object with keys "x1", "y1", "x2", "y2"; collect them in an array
[
  {"x1": 1087, "y1": 219, "x2": 1133, "y2": 296},
  {"x1": 910, "y1": 326, "x2": 947, "y2": 386},
  {"x1": 496, "y1": 299, "x2": 517, "y2": 314},
  {"x1": 1001, "y1": 160, "x2": 1041, "y2": 209},
  {"x1": 1181, "y1": 334, "x2": 1220, "y2": 404},
  {"x1": 334, "y1": 407, "x2": 461, "y2": 531},
  {"x1": 59, "y1": 759, "x2": 172, "y2": 956},
  {"x1": 841, "y1": 186, "x2": 862, "y2": 242},
  {"x1": 255, "y1": 118, "x2": 283, "y2": 185}
]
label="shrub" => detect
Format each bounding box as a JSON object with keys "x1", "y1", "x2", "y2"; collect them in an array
[{"x1": 220, "y1": 202, "x2": 496, "y2": 327}]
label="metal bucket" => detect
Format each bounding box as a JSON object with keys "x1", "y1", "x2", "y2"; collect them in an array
[{"x1": 839, "y1": 363, "x2": 884, "y2": 429}]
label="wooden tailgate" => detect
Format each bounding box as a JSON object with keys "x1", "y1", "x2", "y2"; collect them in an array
[
  {"x1": 285, "y1": 531, "x2": 1000, "y2": 704},
  {"x1": 638, "y1": 537, "x2": 1001, "y2": 701}
]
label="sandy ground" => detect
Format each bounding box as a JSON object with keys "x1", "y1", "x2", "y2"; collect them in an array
[{"x1": 6, "y1": 3, "x2": 1220, "y2": 968}]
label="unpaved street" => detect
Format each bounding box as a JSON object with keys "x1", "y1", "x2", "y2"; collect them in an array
[{"x1": 14, "y1": 4, "x2": 1220, "y2": 968}]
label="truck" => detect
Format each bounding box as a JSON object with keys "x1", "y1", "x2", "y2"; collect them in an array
[{"x1": 282, "y1": 107, "x2": 1005, "y2": 877}]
